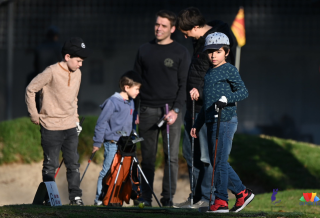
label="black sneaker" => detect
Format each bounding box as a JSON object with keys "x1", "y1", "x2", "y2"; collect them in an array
[
  {"x1": 230, "y1": 188, "x2": 254, "y2": 213},
  {"x1": 69, "y1": 197, "x2": 84, "y2": 206},
  {"x1": 160, "y1": 198, "x2": 173, "y2": 207}
]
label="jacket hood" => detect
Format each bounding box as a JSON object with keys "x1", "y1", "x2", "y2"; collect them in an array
[{"x1": 99, "y1": 92, "x2": 132, "y2": 109}]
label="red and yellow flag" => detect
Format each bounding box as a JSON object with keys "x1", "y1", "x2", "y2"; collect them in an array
[{"x1": 231, "y1": 7, "x2": 246, "y2": 47}]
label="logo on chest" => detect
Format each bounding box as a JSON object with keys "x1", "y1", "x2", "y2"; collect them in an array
[{"x1": 164, "y1": 58, "x2": 174, "y2": 67}]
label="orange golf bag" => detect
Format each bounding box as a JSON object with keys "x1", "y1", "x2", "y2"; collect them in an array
[{"x1": 98, "y1": 134, "x2": 142, "y2": 206}]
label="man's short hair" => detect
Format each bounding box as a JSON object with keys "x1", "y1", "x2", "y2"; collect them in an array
[
  {"x1": 177, "y1": 7, "x2": 206, "y2": 31},
  {"x1": 156, "y1": 10, "x2": 177, "y2": 27}
]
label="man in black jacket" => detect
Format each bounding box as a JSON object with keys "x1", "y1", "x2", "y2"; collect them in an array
[
  {"x1": 134, "y1": 10, "x2": 190, "y2": 207},
  {"x1": 173, "y1": 7, "x2": 236, "y2": 209}
]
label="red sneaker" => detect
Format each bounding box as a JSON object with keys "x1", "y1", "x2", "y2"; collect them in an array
[
  {"x1": 230, "y1": 188, "x2": 255, "y2": 213},
  {"x1": 207, "y1": 198, "x2": 229, "y2": 213}
]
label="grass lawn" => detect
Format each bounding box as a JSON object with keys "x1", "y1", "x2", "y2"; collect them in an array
[{"x1": 2, "y1": 190, "x2": 320, "y2": 217}]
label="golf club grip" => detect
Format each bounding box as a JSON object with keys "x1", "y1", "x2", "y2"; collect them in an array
[
  {"x1": 89, "y1": 152, "x2": 96, "y2": 162},
  {"x1": 165, "y1": 104, "x2": 169, "y2": 133},
  {"x1": 79, "y1": 117, "x2": 85, "y2": 126}
]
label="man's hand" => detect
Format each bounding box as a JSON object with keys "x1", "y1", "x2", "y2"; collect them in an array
[
  {"x1": 135, "y1": 114, "x2": 140, "y2": 125},
  {"x1": 190, "y1": 88, "x2": 200, "y2": 101},
  {"x1": 190, "y1": 128, "x2": 198, "y2": 138},
  {"x1": 76, "y1": 122, "x2": 82, "y2": 135},
  {"x1": 165, "y1": 110, "x2": 178, "y2": 125},
  {"x1": 92, "y1": 146, "x2": 100, "y2": 153}
]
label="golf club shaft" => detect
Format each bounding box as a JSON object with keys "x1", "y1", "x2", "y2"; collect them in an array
[
  {"x1": 165, "y1": 104, "x2": 172, "y2": 203},
  {"x1": 209, "y1": 109, "x2": 222, "y2": 204},
  {"x1": 54, "y1": 117, "x2": 85, "y2": 179},
  {"x1": 191, "y1": 99, "x2": 195, "y2": 205},
  {"x1": 80, "y1": 152, "x2": 96, "y2": 183},
  {"x1": 134, "y1": 157, "x2": 162, "y2": 207}
]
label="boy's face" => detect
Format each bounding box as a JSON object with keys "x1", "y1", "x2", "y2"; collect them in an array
[
  {"x1": 125, "y1": 85, "x2": 140, "y2": 99},
  {"x1": 154, "y1": 16, "x2": 175, "y2": 42},
  {"x1": 65, "y1": 54, "x2": 84, "y2": 72},
  {"x1": 207, "y1": 48, "x2": 229, "y2": 68},
  {"x1": 180, "y1": 26, "x2": 200, "y2": 39}
]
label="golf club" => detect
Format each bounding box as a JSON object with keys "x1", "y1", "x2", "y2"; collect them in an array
[
  {"x1": 80, "y1": 151, "x2": 96, "y2": 184},
  {"x1": 165, "y1": 103, "x2": 172, "y2": 205},
  {"x1": 54, "y1": 116, "x2": 85, "y2": 179},
  {"x1": 191, "y1": 99, "x2": 195, "y2": 206},
  {"x1": 199, "y1": 108, "x2": 222, "y2": 213}
]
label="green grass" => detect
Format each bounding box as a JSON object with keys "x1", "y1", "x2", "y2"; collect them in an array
[
  {"x1": 230, "y1": 134, "x2": 320, "y2": 191},
  {"x1": 0, "y1": 203, "x2": 307, "y2": 218}
]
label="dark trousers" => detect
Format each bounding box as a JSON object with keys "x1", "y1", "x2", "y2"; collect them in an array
[
  {"x1": 139, "y1": 106, "x2": 182, "y2": 202},
  {"x1": 40, "y1": 126, "x2": 82, "y2": 200}
]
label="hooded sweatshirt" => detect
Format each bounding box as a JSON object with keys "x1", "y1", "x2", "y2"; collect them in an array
[
  {"x1": 93, "y1": 93, "x2": 135, "y2": 148},
  {"x1": 25, "y1": 62, "x2": 81, "y2": 130}
]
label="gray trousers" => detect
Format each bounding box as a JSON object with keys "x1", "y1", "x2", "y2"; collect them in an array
[
  {"x1": 40, "y1": 126, "x2": 82, "y2": 200},
  {"x1": 139, "y1": 106, "x2": 182, "y2": 202}
]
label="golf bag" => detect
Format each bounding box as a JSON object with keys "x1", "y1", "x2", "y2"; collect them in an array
[{"x1": 99, "y1": 136, "x2": 141, "y2": 206}]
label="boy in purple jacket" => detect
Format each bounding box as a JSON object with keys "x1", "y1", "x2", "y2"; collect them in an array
[{"x1": 92, "y1": 70, "x2": 142, "y2": 205}]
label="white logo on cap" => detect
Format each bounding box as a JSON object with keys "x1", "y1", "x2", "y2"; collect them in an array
[{"x1": 81, "y1": 43, "x2": 85, "y2": 48}]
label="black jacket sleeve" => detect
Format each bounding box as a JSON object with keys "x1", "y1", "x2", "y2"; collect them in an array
[{"x1": 173, "y1": 48, "x2": 190, "y2": 110}]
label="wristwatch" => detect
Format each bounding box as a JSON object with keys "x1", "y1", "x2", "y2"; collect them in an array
[{"x1": 173, "y1": 108, "x2": 180, "y2": 114}]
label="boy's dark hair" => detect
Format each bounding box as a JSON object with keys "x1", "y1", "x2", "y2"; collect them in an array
[
  {"x1": 222, "y1": 45, "x2": 230, "y2": 55},
  {"x1": 155, "y1": 10, "x2": 177, "y2": 27},
  {"x1": 61, "y1": 52, "x2": 86, "y2": 59},
  {"x1": 119, "y1": 70, "x2": 142, "y2": 92},
  {"x1": 177, "y1": 7, "x2": 206, "y2": 31}
]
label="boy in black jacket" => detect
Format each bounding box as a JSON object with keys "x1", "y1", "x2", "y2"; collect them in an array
[{"x1": 173, "y1": 7, "x2": 236, "y2": 209}]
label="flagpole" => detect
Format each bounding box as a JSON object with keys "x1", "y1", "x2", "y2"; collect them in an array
[{"x1": 235, "y1": 45, "x2": 241, "y2": 71}]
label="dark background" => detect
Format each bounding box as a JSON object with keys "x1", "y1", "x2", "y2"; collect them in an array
[{"x1": 0, "y1": 0, "x2": 319, "y2": 144}]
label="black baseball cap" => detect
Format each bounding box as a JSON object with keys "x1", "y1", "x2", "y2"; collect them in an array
[{"x1": 62, "y1": 37, "x2": 88, "y2": 58}]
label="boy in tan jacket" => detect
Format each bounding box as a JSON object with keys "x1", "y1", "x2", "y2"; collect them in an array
[{"x1": 25, "y1": 37, "x2": 88, "y2": 206}]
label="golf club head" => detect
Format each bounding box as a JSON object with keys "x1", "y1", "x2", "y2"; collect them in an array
[
  {"x1": 132, "y1": 137, "x2": 144, "y2": 144},
  {"x1": 132, "y1": 129, "x2": 139, "y2": 138},
  {"x1": 116, "y1": 131, "x2": 127, "y2": 136}
]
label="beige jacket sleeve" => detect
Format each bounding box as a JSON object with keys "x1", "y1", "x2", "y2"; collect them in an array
[
  {"x1": 25, "y1": 67, "x2": 53, "y2": 123},
  {"x1": 73, "y1": 76, "x2": 81, "y2": 123}
]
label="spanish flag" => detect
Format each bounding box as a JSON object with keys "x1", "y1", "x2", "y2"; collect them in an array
[{"x1": 231, "y1": 7, "x2": 246, "y2": 47}]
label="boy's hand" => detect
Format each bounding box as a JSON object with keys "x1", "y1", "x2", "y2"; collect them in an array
[
  {"x1": 215, "y1": 96, "x2": 227, "y2": 111},
  {"x1": 135, "y1": 115, "x2": 139, "y2": 124},
  {"x1": 190, "y1": 128, "x2": 198, "y2": 138},
  {"x1": 92, "y1": 146, "x2": 100, "y2": 153},
  {"x1": 190, "y1": 88, "x2": 199, "y2": 101}
]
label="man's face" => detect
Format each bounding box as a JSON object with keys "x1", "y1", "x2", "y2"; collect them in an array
[
  {"x1": 65, "y1": 55, "x2": 84, "y2": 72},
  {"x1": 180, "y1": 27, "x2": 200, "y2": 39},
  {"x1": 154, "y1": 16, "x2": 175, "y2": 42}
]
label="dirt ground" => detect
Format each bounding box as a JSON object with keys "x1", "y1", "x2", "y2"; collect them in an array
[
  {"x1": 0, "y1": 161, "x2": 267, "y2": 207},
  {"x1": 0, "y1": 161, "x2": 192, "y2": 207}
]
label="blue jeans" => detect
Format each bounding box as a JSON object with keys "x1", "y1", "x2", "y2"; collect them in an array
[
  {"x1": 183, "y1": 110, "x2": 213, "y2": 202},
  {"x1": 207, "y1": 116, "x2": 245, "y2": 201},
  {"x1": 95, "y1": 141, "x2": 118, "y2": 204}
]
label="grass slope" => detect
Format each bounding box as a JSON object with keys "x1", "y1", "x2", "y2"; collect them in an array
[{"x1": 1, "y1": 117, "x2": 320, "y2": 193}]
